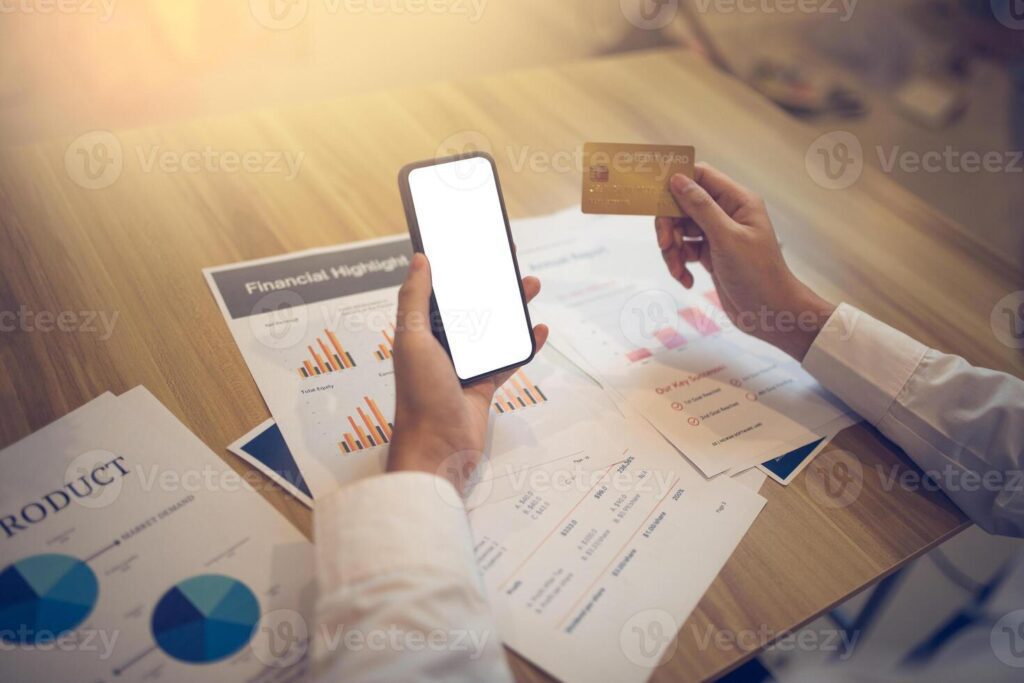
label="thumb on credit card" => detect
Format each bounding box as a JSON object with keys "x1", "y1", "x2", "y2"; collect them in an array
[{"x1": 669, "y1": 172, "x2": 734, "y2": 239}]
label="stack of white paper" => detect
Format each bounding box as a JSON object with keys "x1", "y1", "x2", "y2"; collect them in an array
[
  {"x1": 0, "y1": 205, "x2": 846, "y2": 683},
  {"x1": 224, "y1": 346, "x2": 768, "y2": 683},
  {"x1": 467, "y1": 355, "x2": 766, "y2": 682},
  {"x1": 206, "y1": 228, "x2": 772, "y2": 682}
]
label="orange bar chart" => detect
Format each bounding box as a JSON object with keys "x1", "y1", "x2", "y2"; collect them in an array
[
  {"x1": 297, "y1": 329, "x2": 357, "y2": 378},
  {"x1": 374, "y1": 324, "x2": 395, "y2": 362},
  {"x1": 493, "y1": 370, "x2": 548, "y2": 414},
  {"x1": 338, "y1": 396, "x2": 394, "y2": 453}
]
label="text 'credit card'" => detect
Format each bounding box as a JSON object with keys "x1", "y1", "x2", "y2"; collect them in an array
[{"x1": 581, "y1": 143, "x2": 695, "y2": 217}]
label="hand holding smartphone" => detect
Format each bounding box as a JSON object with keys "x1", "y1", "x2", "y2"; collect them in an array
[{"x1": 398, "y1": 152, "x2": 537, "y2": 385}]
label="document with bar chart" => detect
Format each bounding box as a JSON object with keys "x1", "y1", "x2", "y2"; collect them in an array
[
  {"x1": 221, "y1": 346, "x2": 641, "y2": 510},
  {"x1": 204, "y1": 237, "x2": 414, "y2": 497},
  {"x1": 515, "y1": 210, "x2": 855, "y2": 477},
  {"x1": 467, "y1": 349, "x2": 644, "y2": 509}
]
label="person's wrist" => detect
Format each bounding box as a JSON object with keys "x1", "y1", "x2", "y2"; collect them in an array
[
  {"x1": 387, "y1": 428, "x2": 448, "y2": 475},
  {"x1": 770, "y1": 280, "x2": 835, "y2": 362},
  {"x1": 387, "y1": 425, "x2": 482, "y2": 492}
]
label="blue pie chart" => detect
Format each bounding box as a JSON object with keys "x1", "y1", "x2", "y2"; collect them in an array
[
  {"x1": 0, "y1": 554, "x2": 99, "y2": 644},
  {"x1": 151, "y1": 574, "x2": 260, "y2": 664}
]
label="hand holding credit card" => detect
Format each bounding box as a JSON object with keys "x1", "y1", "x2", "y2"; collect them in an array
[{"x1": 581, "y1": 142, "x2": 695, "y2": 217}]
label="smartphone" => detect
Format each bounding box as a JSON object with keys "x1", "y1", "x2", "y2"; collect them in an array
[{"x1": 398, "y1": 152, "x2": 536, "y2": 384}]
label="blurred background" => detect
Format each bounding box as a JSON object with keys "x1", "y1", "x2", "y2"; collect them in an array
[
  {"x1": 2, "y1": 1, "x2": 1022, "y2": 679},
  {"x1": 1, "y1": 0, "x2": 1022, "y2": 268}
]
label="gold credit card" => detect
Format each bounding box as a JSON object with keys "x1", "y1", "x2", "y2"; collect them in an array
[{"x1": 581, "y1": 143, "x2": 695, "y2": 217}]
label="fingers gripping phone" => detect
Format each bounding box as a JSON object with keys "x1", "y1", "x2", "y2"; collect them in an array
[{"x1": 398, "y1": 152, "x2": 536, "y2": 385}]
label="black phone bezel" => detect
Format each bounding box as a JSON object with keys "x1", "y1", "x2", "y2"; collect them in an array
[{"x1": 397, "y1": 151, "x2": 537, "y2": 386}]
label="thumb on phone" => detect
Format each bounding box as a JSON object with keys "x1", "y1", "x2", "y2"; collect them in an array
[{"x1": 396, "y1": 253, "x2": 433, "y2": 339}]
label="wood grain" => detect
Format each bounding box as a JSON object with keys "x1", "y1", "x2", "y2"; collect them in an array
[{"x1": 1, "y1": 48, "x2": 1017, "y2": 682}]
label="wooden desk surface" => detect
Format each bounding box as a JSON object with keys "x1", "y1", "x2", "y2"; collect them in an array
[{"x1": 1, "y1": 48, "x2": 1020, "y2": 682}]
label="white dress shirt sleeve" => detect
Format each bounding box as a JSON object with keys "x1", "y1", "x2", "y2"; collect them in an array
[
  {"x1": 311, "y1": 471, "x2": 513, "y2": 683},
  {"x1": 803, "y1": 303, "x2": 1024, "y2": 537}
]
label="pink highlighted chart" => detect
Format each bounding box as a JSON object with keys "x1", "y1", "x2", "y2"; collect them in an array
[
  {"x1": 624, "y1": 290, "x2": 725, "y2": 363},
  {"x1": 626, "y1": 348, "x2": 653, "y2": 363},
  {"x1": 679, "y1": 306, "x2": 721, "y2": 336},
  {"x1": 654, "y1": 327, "x2": 687, "y2": 350}
]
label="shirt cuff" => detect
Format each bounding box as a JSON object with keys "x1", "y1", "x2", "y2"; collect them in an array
[
  {"x1": 314, "y1": 471, "x2": 480, "y2": 592},
  {"x1": 802, "y1": 303, "x2": 928, "y2": 425}
]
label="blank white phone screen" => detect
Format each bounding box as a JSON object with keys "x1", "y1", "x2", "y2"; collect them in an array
[{"x1": 408, "y1": 157, "x2": 532, "y2": 380}]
